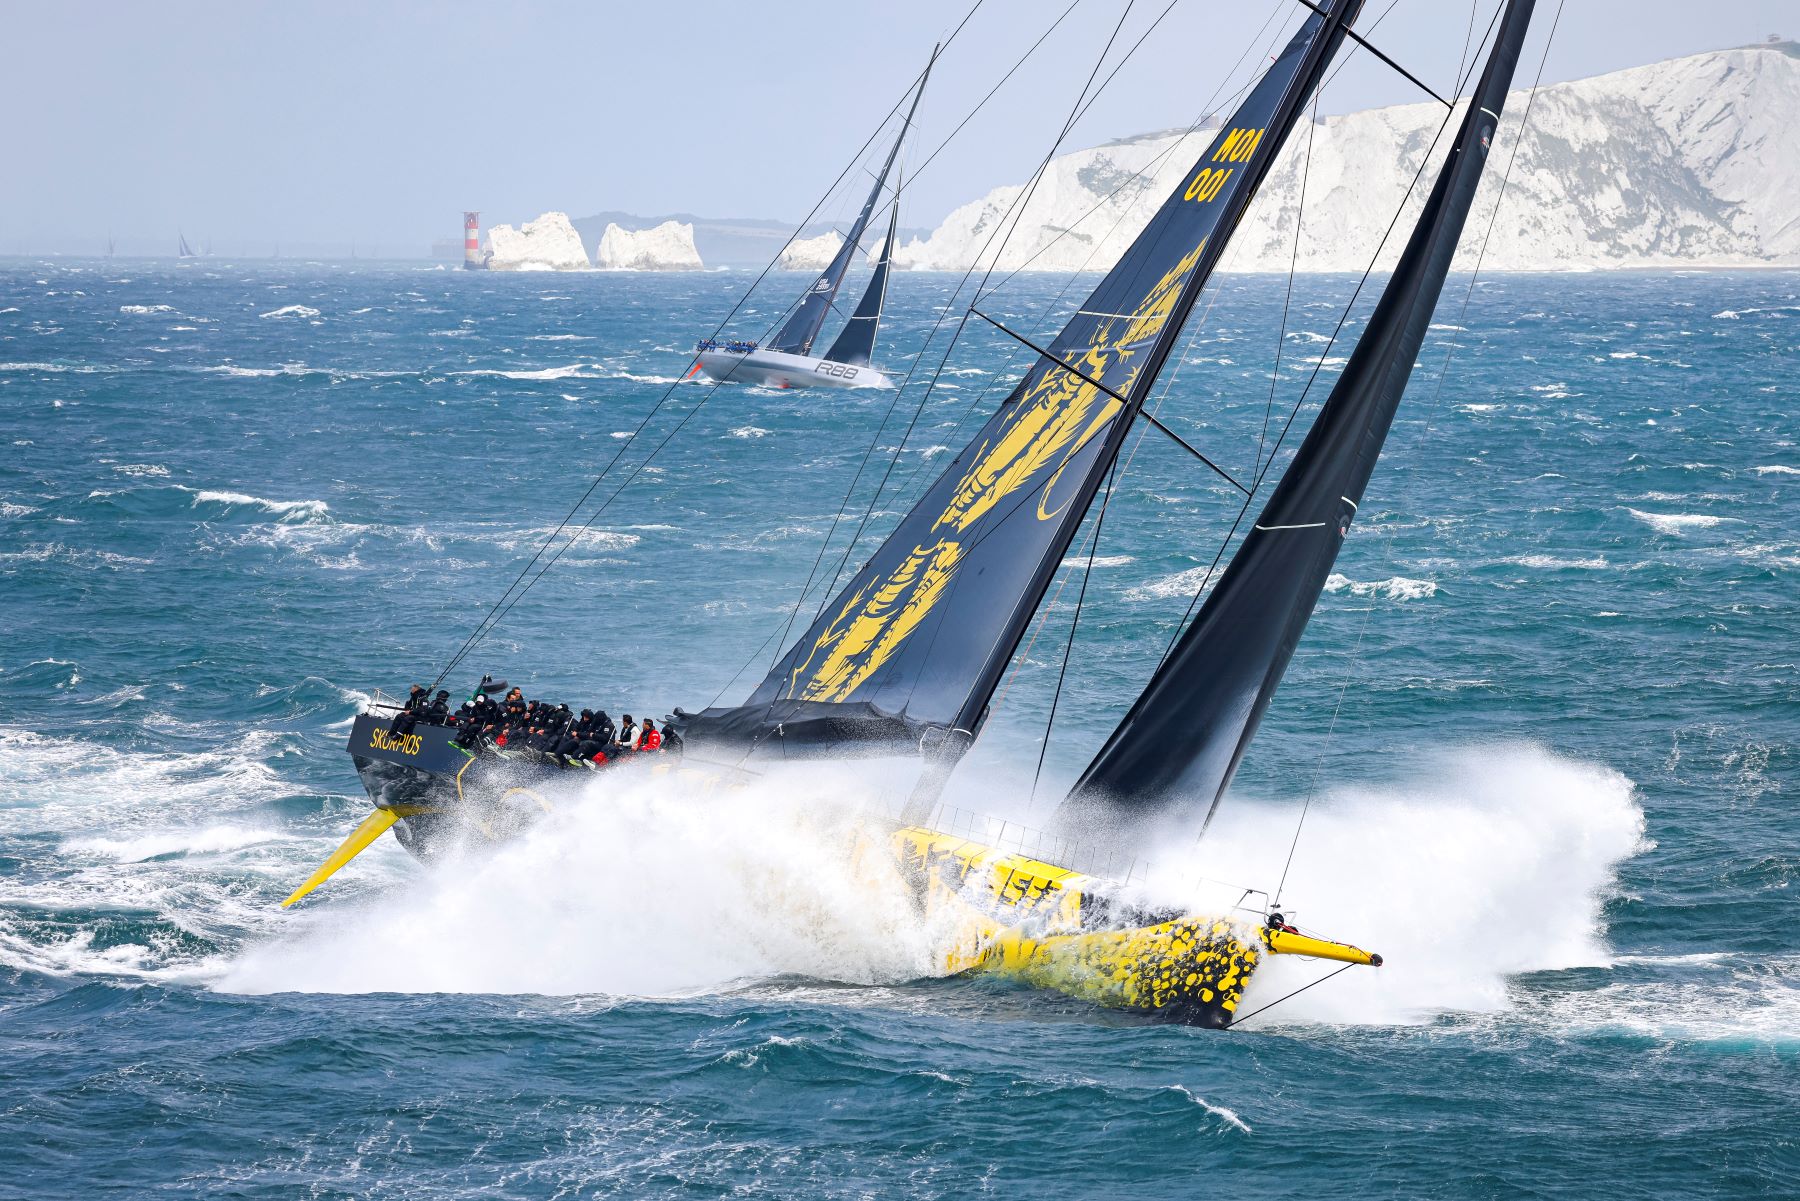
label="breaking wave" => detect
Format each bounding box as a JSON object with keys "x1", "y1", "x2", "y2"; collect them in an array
[
  {"x1": 1124, "y1": 565, "x2": 1210, "y2": 602},
  {"x1": 1501, "y1": 554, "x2": 1609, "y2": 571},
  {"x1": 1323, "y1": 573, "x2": 1438, "y2": 600},
  {"x1": 1627, "y1": 509, "x2": 1734, "y2": 536},
  {"x1": 452, "y1": 364, "x2": 592, "y2": 381},
  {"x1": 188, "y1": 488, "x2": 331, "y2": 523},
  {"x1": 259, "y1": 304, "x2": 320, "y2": 319}
]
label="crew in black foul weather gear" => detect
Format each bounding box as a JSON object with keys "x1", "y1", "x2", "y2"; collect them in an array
[{"x1": 376, "y1": 676, "x2": 675, "y2": 771}]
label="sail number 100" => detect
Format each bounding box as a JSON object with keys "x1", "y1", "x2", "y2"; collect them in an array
[{"x1": 1185, "y1": 126, "x2": 1265, "y2": 203}]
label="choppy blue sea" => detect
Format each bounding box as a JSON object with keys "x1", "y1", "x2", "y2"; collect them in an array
[{"x1": 1, "y1": 259, "x2": 1795, "y2": 1197}]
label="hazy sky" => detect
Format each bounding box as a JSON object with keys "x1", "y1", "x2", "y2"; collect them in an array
[{"x1": 7, "y1": 1, "x2": 1793, "y2": 255}]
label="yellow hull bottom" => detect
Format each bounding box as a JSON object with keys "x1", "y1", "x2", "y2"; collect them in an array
[{"x1": 884, "y1": 825, "x2": 1375, "y2": 1028}]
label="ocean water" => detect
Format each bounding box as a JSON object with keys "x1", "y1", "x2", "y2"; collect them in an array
[{"x1": 1, "y1": 259, "x2": 1795, "y2": 1197}]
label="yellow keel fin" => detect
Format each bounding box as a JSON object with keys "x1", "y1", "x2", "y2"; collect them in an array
[{"x1": 280, "y1": 808, "x2": 401, "y2": 909}]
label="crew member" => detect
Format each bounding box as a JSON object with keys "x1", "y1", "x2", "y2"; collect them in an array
[{"x1": 593, "y1": 710, "x2": 616, "y2": 751}]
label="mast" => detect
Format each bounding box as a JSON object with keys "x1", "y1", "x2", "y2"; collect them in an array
[
  {"x1": 822, "y1": 198, "x2": 899, "y2": 367},
  {"x1": 766, "y1": 49, "x2": 934, "y2": 357},
  {"x1": 681, "y1": 1, "x2": 1365, "y2": 778},
  {"x1": 1059, "y1": 0, "x2": 1539, "y2": 845}
]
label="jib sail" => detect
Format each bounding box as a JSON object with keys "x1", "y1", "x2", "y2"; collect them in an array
[
  {"x1": 1058, "y1": 0, "x2": 1538, "y2": 844},
  {"x1": 684, "y1": 0, "x2": 1365, "y2": 763},
  {"x1": 823, "y1": 201, "x2": 898, "y2": 368},
  {"x1": 767, "y1": 59, "x2": 932, "y2": 357}
]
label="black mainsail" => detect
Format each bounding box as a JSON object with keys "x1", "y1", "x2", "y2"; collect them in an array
[
  {"x1": 822, "y1": 201, "x2": 899, "y2": 368},
  {"x1": 1058, "y1": 0, "x2": 1539, "y2": 845},
  {"x1": 766, "y1": 60, "x2": 932, "y2": 358},
  {"x1": 684, "y1": 0, "x2": 1365, "y2": 762}
]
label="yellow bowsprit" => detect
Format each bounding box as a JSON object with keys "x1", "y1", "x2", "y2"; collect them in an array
[{"x1": 280, "y1": 808, "x2": 401, "y2": 908}]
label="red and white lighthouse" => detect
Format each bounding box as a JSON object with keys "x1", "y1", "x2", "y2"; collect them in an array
[{"x1": 463, "y1": 212, "x2": 486, "y2": 270}]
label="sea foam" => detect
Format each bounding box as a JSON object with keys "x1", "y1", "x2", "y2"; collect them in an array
[
  {"x1": 1323, "y1": 573, "x2": 1439, "y2": 600},
  {"x1": 1627, "y1": 508, "x2": 1733, "y2": 535}
]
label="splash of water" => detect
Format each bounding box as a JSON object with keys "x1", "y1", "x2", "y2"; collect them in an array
[
  {"x1": 1173, "y1": 743, "x2": 1648, "y2": 1026},
  {"x1": 221, "y1": 743, "x2": 1649, "y2": 1031},
  {"x1": 220, "y1": 763, "x2": 940, "y2": 996}
]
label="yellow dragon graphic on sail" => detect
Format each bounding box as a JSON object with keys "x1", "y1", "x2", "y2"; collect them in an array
[{"x1": 783, "y1": 240, "x2": 1208, "y2": 704}]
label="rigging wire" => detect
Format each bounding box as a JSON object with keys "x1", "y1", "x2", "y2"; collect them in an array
[
  {"x1": 755, "y1": 0, "x2": 1089, "y2": 672},
  {"x1": 788, "y1": 0, "x2": 1151, "y2": 650},
  {"x1": 1021, "y1": 2, "x2": 1327, "y2": 807},
  {"x1": 878, "y1": 0, "x2": 1296, "y2": 518},
  {"x1": 1228, "y1": 961, "x2": 1356, "y2": 1027},
  {"x1": 1256, "y1": 92, "x2": 1319, "y2": 480},
  {"x1": 982, "y1": 3, "x2": 1361, "y2": 757},
  {"x1": 891, "y1": 0, "x2": 1292, "y2": 483},
  {"x1": 799, "y1": 0, "x2": 1344, "y2": 733},
  {"x1": 889, "y1": 2, "x2": 1513, "y2": 752},
  {"x1": 1014, "y1": 2, "x2": 1320, "y2": 803},
  {"x1": 1029, "y1": 452, "x2": 1122, "y2": 805},
  {"x1": 1146, "y1": 0, "x2": 1507, "y2": 681},
  {"x1": 1272, "y1": 0, "x2": 1565, "y2": 904},
  {"x1": 835, "y1": 0, "x2": 1294, "y2": 624},
  {"x1": 701, "y1": 4, "x2": 1100, "y2": 705}
]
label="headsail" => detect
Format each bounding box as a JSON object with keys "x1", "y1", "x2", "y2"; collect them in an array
[
  {"x1": 683, "y1": 0, "x2": 1364, "y2": 764},
  {"x1": 766, "y1": 56, "x2": 933, "y2": 357},
  {"x1": 178, "y1": 232, "x2": 196, "y2": 259},
  {"x1": 1058, "y1": 0, "x2": 1538, "y2": 844},
  {"x1": 823, "y1": 201, "x2": 899, "y2": 368}
]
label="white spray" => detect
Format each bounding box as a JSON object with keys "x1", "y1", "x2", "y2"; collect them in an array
[{"x1": 222, "y1": 742, "x2": 1646, "y2": 1030}]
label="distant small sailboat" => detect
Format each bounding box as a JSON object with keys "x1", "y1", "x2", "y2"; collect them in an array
[
  {"x1": 177, "y1": 232, "x2": 197, "y2": 260},
  {"x1": 694, "y1": 53, "x2": 931, "y2": 390}
]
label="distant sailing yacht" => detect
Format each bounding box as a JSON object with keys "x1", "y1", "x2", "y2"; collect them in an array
[
  {"x1": 177, "y1": 232, "x2": 198, "y2": 260},
  {"x1": 693, "y1": 55, "x2": 929, "y2": 391}
]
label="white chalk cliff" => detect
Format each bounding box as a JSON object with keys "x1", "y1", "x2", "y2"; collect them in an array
[
  {"x1": 779, "y1": 230, "x2": 844, "y2": 271},
  {"x1": 594, "y1": 220, "x2": 704, "y2": 271},
  {"x1": 486, "y1": 211, "x2": 591, "y2": 271},
  {"x1": 896, "y1": 42, "x2": 1800, "y2": 273}
]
